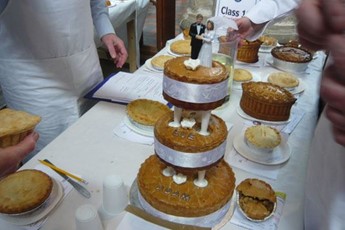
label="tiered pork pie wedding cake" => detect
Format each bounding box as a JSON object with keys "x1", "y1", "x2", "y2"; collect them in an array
[{"x1": 136, "y1": 56, "x2": 236, "y2": 227}]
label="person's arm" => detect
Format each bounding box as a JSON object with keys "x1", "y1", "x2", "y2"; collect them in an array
[
  {"x1": 90, "y1": 0, "x2": 128, "y2": 68},
  {"x1": 237, "y1": 0, "x2": 300, "y2": 40},
  {"x1": 0, "y1": 132, "x2": 39, "y2": 178}
]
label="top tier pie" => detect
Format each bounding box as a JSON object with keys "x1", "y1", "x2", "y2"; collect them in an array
[
  {"x1": 0, "y1": 170, "x2": 53, "y2": 214},
  {"x1": 163, "y1": 56, "x2": 229, "y2": 110},
  {"x1": 0, "y1": 108, "x2": 41, "y2": 148},
  {"x1": 240, "y1": 82, "x2": 296, "y2": 121}
]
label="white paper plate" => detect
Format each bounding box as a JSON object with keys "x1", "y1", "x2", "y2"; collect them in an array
[
  {"x1": 233, "y1": 133, "x2": 291, "y2": 165},
  {"x1": 0, "y1": 179, "x2": 64, "y2": 225},
  {"x1": 237, "y1": 107, "x2": 291, "y2": 125},
  {"x1": 263, "y1": 74, "x2": 306, "y2": 95},
  {"x1": 144, "y1": 58, "x2": 163, "y2": 73},
  {"x1": 123, "y1": 115, "x2": 154, "y2": 137}
]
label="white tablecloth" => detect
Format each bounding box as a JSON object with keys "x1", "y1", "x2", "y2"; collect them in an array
[{"x1": 1, "y1": 39, "x2": 326, "y2": 229}]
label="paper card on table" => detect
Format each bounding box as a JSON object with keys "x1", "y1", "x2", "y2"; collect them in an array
[
  {"x1": 117, "y1": 212, "x2": 167, "y2": 230},
  {"x1": 227, "y1": 148, "x2": 281, "y2": 180},
  {"x1": 230, "y1": 193, "x2": 286, "y2": 230},
  {"x1": 85, "y1": 71, "x2": 166, "y2": 105},
  {"x1": 113, "y1": 121, "x2": 154, "y2": 145},
  {"x1": 243, "y1": 109, "x2": 305, "y2": 135}
]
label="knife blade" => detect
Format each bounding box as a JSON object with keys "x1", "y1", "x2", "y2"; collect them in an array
[{"x1": 43, "y1": 159, "x2": 91, "y2": 199}]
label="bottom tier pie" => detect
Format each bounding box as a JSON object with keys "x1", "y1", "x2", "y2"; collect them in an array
[{"x1": 137, "y1": 155, "x2": 235, "y2": 217}]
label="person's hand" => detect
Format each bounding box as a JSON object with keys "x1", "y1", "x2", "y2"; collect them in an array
[
  {"x1": 101, "y1": 33, "x2": 128, "y2": 68},
  {"x1": 296, "y1": 0, "x2": 328, "y2": 50},
  {"x1": 0, "y1": 132, "x2": 39, "y2": 178},
  {"x1": 235, "y1": 17, "x2": 265, "y2": 39},
  {"x1": 320, "y1": 35, "x2": 345, "y2": 146},
  {"x1": 196, "y1": 35, "x2": 203, "y2": 40}
]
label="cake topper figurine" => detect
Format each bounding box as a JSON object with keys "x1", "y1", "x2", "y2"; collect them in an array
[
  {"x1": 198, "y1": 20, "x2": 216, "y2": 68},
  {"x1": 189, "y1": 14, "x2": 205, "y2": 60}
]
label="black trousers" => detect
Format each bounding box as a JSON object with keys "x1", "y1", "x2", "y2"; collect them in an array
[{"x1": 191, "y1": 42, "x2": 202, "y2": 59}]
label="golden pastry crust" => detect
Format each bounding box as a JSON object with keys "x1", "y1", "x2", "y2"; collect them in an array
[
  {"x1": 237, "y1": 40, "x2": 263, "y2": 63},
  {"x1": 154, "y1": 112, "x2": 228, "y2": 153},
  {"x1": 183, "y1": 28, "x2": 191, "y2": 40},
  {"x1": 236, "y1": 178, "x2": 276, "y2": 220},
  {"x1": 0, "y1": 108, "x2": 41, "y2": 148},
  {"x1": 151, "y1": 55, "x2": 174, "y2": 70},
  {"x1": 170, "y1": 40, "x2": 191, "y2": 55},
  {"x1": 234, "y1": 68, "x2": 253, "y2": 82},
  {"x1": 271, "y1": 46, "x2": 312, "y2": 63},
  {"x1": 0, "y1": 170, "x2": 53, "y2": 214},
  {"x1": 240, "y1": 82, "x2": 296, "y2": 121},
  {"x1": 268, "y1": 72, "x2": 299, "y2": 88},
  {"x1": 259, "y1": 35, "x2": 278, "y2": 46},
  {"x1": 137, "y1": 155, "x2": 235, "y2": 217},
  {"x1": 127, "y1": 99, "x2": 170, "y2": 126},
  {"x1": 245, "y1": 125, "x2": 281, "y2": 149},
  {"x1": 164, "y1": 56, "x2": 228, "y2": 84}
]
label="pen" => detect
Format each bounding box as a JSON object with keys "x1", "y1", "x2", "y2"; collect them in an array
[{"x1": 38, "y1": 159, "x2": 88, "y2": 185}]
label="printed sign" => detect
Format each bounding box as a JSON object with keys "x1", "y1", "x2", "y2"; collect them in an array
[{"x1": 214, "y1": 0, "x2": 260, "y2": 19}]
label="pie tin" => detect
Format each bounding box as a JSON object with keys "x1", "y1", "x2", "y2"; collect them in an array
[
  {"x1": 271, "y1": 55, "x2": 310, "y2": 73},
  {"x1": 236, "y1": 191, "x2": 277, "y2": 222}
]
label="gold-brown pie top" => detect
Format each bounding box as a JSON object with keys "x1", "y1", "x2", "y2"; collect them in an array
[
  {"x1": 0, "y1": 170, "x2": 53, "y2": 214},
  {"x1": 164, "y1": 56, "x2": 228, "y2": 84},
  {"x1": 268, "y1": 72, "x2": 299, "y2": 88},
  {"x1": 245, "y1": 125, "x2": 281, "y2": 149},
  {"x1": 0, "y1": 108, "x2": 41, "y2": 137},
  {"x1": 151, "y1": 55, "x2": 174, "y2": 70},
  {"x1": 242, "y1": 82, "x2": 296, "y2": 104},
  {"x1": 154, "y1": 112, "x2": 228, "y2": 153},
  {"x1": 137, "y1": 155, "x2": 235, "y2": 217},
  {"x1": 259, "y1": 35, "x2": 277, "y2": 46},
  {"x1": 170, "y1": 40, "x2": 191, "y2": 55},
  {"x1": 236, "y1": 178, "x2": 276, "y2": 220},
  {"x1": 127, "y1": 99, "x2": 171, "y2": 126},
  {"x1": 271, "y1": 46, "x2": 312, "y2": 63},
  {"x1": 234, "y1": 68, "x2": 253, "y2": 82}
]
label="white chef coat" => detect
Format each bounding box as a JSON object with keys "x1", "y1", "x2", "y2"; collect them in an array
[
  {"x1": 304, "y1": 109, "x2": 345, "y2": 230},
  {"x1": 0, "y1": 0, "x2": 113, "y2": 160}
]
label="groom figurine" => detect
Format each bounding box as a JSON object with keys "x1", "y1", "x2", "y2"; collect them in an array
[{"x1": 189, "y1": 14, "x2": 205, "y2": 59}]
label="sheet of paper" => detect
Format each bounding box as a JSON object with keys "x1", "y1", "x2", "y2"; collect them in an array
[
  {"x1": 230, "y1": 193, "x2": 286, "y2": 230},
  {"x1": 116, "y1": 212, "x2": 167, "y2": 230},
  {"x1": 92, "y1": 71, "x2": 166, "y2": 104},
  {"x1": 113, "y1": 120, "x2": 154, "y2": 145},
  {"x1": 227, "y1": 148, "x2": 281, "y2": 180}
]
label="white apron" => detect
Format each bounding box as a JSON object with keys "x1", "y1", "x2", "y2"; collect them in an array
[
  {"x1": 0, "y1": 0, "x2": 103, "y2": 159},
  {"x1": 304, "y1": 110, "x2": 345, "y2": 230}
]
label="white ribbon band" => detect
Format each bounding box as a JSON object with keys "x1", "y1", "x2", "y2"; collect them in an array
[
  {"x1": 163, "y1": 75, "x2": 229, "y2": 103},
  {"x1": 154, "y1": 137, "x2": 226, "y2": 168},
  {"x1": 138, "y1": 190, "x2": 231, "y2": 228}
]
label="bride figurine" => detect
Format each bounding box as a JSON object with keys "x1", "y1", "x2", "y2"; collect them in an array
[{"x1": 198, "y1": 20, "x2": 216, "y2": 68}]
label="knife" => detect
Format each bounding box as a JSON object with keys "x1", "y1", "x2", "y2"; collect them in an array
[{"x1": 43, "y1": 159, "x2": 91, "y2": 199}]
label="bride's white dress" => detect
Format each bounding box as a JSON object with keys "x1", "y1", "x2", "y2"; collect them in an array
[{"x1": 198, "y1": 30, "x2": 216, "y2": 68}]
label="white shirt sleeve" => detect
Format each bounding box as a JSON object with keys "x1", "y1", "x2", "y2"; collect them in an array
[
  {"x1": 90, "y1": 0, "x2": 115, "y2": 39},
  {"x1": 245, "y1": 0, "x2": 300, "y2": 40}
]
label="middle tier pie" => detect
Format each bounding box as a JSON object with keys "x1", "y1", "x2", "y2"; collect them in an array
[
  {"x1": 163, "y1": 56, "x2": 229, "y2": 110},
  {"x1": 154, "y1": 111, "x2": 228, "y2": 168}
]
